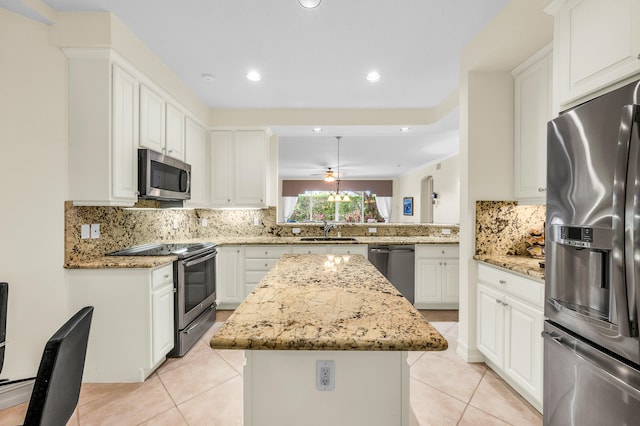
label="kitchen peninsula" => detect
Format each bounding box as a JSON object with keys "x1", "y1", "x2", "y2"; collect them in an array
[{"x1": 210, "y1": 253, "x2": 447, "y2": 426}]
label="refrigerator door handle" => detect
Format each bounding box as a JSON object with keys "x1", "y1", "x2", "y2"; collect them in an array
[
  {"x1": 623, "y1": 105, "x2": 640, "y2": 337},
  {"x1": 613, "y1": 105, "x2": 639, "y2": 337}
]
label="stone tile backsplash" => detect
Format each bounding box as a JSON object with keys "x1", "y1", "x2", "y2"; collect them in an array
[
  {"x1": 65, "y1": 201, "x2": 459, "y2": 263},
  {"x1": 475, "y1": 201, "x2": 546, "y2": 256}
]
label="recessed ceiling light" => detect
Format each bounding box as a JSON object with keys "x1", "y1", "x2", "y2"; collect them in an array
[
  {"x1": 246, "y1": 70, "x2": 262, "y2": 82},
  {"x1": 299, "y1": 0, "x2": 321, "y2": 8},
  {"x1": 313, "y1": 127, "x2": 323, "y2": 133},
  {"x1": 201, "y1": 74, "x2": 215, "y2": 82},
  {"x1": 400, "y1": 127, "x2": 410, "y2": 132},
  {"x1": 366, "y1": 71, "x2": 381, "y2": 82}
]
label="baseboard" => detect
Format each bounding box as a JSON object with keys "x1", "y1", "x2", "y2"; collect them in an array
[
  {"x1": 455, "y1": 340, "x2": 485, "y2": 363},
  {"x1": 0, "y1": 378, "x2": 35, "y2": 410}
]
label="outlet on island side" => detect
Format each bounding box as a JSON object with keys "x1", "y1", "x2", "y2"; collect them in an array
[{"x1": 316, "y1": 360, "x2": 335, "y2": 391}]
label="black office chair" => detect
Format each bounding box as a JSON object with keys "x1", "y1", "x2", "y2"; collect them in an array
[{"x1": 22, "y1": 306, "x2": 94, "y2": 426}]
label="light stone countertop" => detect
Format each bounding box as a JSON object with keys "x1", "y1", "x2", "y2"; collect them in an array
[
  {"x1": 64, "y1": 236, "x2": 458, "y2": 269},
  {"x1": 474, "y1": 254, "x2": 545, "y2": 281},
  {"x1": 209, "y1": 254, "x2": 448, "y2": 351}
]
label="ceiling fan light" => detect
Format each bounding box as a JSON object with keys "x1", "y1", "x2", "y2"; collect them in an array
[{"x1": 324, "y1": 175, "x2": 336, "y2": 183}]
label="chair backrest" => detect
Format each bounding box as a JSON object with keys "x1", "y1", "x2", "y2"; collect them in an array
[
  {"x1": 23, "y1": 306, "x2": 93, "y2": 426},
  {"x1": 0, "y1": 282, "x2": 7, "y2": 375}
]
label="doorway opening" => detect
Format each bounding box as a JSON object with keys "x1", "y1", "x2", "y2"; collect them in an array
[{"x1": 420, "y1": 176, "x2": 434, "y2": 223}]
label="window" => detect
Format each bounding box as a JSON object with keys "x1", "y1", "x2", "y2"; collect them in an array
[{"x1": 288, "y1": 191, "x2": 385, "y2": 223}]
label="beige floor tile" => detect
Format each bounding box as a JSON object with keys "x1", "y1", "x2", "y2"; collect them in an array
[
  {"x1": 0, "y1": 402, "x2": 26, "y2": 426},
  {"x1": 178, "y1": 375, "x2": 243, "y2": 425},
  {"x1": 458, "y1": 405, "x2": 511, "y2": 426},
  {"x1": 407, "y1": 351, "x2": 425, "y2": 366},
  {"x1": 429, "y1": 321, "x2": 457, "y2": 335},
  {"x1": 469, "y1": 370, "x2": 542, "y2": 426},
  {"x1": 420, "y1": 310, "x2": 459, "y2": 322},
  {"x1": 78, "y1": 374, "x2": 175, "y2": 426},
  {"x1": 410, "y1": 378, "x2": 467, "y2": 426},
  {"x1": 215, "y1": 349, "x2": 245, "y2": 375},
  {"x1": 157, "y1": 339, "x2": 216, "y2": 375},
  {"x1": 445, "y1": 323, "x2": 459, "y2": 339},
  {"x1": 78, "y1": 382, "x2": 147, "y2": 407},
  {"x1": 138, "y1": 407, "x2": 188, "y2": 426},
  {"x1": 411, "y1": 352, "x2": 484, "y2": 402},
  {"x1": 157, "y1": 349, "x2": 239, "y2": 405},
  {"x1": 201, "y1": 321, "x2": 225, "y2": 345}
]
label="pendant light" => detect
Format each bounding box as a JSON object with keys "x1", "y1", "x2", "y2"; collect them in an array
[{"x1": 327, "y1": 136, "x2": 350, "y2": 203}]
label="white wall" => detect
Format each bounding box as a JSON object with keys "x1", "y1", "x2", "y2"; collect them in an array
[
  {"x1": 456, "y1": 0, "x2": 553, "y2": 362},
  {"x1": 0, "y1": 9, "x2": 69, "y2": 378},
  {"x1": 392, "y1": 154, "x2": 460, "y2": 224}
]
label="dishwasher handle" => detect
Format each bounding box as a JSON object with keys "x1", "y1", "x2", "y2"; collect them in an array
[{"x1": 369, "y1": 248, "x2": 391, "y2": 254}]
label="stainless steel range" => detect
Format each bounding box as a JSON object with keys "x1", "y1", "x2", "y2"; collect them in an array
[{"x1": 110, "y1": 242, "x2": 217, "y2": 357}]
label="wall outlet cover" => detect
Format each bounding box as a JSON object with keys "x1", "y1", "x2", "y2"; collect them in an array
[
  {"x1": 292, "y1": 228, "x2": 301, "y2": 234},
  {"x1": 368, "y1": 227, "x2": 377, "y2": 233},
  {"x1": 442, "y1": 228, "x2": 451, "y2": 235},
  {"x1": 90, "y1": 224, "x2": 100, "y2": 239},
  {"x1": 81, "y1": 224, "x2": 90, "y2": 239},
  {"x1": 202, "y1": 218, "x2": 208, "y2": 227}
]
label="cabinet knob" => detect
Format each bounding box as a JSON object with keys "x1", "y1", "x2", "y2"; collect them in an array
[
  {"x1": 637, "y1": 53, "x2": 640, "y2": 60},
  {"x1": 264, "y1": 263, "x2": 268, "y2": 267},
  {"x1": 441, "y1": 250, "x2": 445, "y2": 254},
  {"x1": 499, "y1": 279, "x2": 506, "y2": 285},
  {"x1": 495, "y1": 299, "x2": 502, "y2": 304},
  {"x1": 164, "y1": 274, "x2": 170, "y2": 279},
  {"x1": 227, "y1": 199, "x2": 231, "y2": 202},
  {"x1": 538, "y1": 187, "x2": 546, "y2": 192}
]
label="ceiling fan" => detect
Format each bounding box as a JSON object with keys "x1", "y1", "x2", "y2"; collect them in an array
[{"x1": 310, "y1": 167, "x2": 344, "y2": 182}]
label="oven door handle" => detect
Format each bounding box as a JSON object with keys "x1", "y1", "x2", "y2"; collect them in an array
[{"x1": 182, "y1": 251, "x2": 216, "y2": 268}]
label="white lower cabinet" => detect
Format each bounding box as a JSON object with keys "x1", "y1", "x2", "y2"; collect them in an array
[
  {"x1": 216, "y1": 246, "x2": 245, "y2": 309},
  {"x1": 414, "y1": 245, "x2": 459, "y2": 309},
  {"x1": 290, "y1": 245, "x2": 328, "y2": 255},
  {"x1": 477, "y1": 263, "x2": 543, "y2": 412},
  {"x1": 67, "y1": 264, "x2": 175, "y2": 382},
  {"x1": 328, "y1": 244, "x2": 368, "y2": 256}
]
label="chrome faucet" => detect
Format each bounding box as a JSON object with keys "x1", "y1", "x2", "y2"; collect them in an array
[{"x1": 322, "y1": 220, "x2": 336, "y2": 237}]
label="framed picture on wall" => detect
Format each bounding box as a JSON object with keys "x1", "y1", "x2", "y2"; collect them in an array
[{"x1": 403, "y1": 197, "x2": 413, "y2": 216}]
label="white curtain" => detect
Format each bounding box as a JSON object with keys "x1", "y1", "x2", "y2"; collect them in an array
[
  {"x1": 375, "y1": 196, "x2": 392, "y2": 223},
  {"x1": 282, "y1": 196, "x2": 299, "y2": 222}
]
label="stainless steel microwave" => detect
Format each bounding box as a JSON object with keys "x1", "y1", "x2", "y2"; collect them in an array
[{"x1": 138, "y1": 149, "x2": 191, "y2": 201}]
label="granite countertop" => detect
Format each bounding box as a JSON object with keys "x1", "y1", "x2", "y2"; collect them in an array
[
  {"x1": 64, "y1": 236, "x2": 458, "y2": 269},
  {"x1": 473, "y1": 254, "x2": 545, "y2": 281},
  {"x1": 209, "y1": 254, "x2": 448, "y2": 351}
]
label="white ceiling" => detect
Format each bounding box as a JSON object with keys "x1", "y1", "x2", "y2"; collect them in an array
[{"x1": 41, "y1": 0, "x2": 508, "y2": 177}]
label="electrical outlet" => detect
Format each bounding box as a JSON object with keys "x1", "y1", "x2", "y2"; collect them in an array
[
  {"x1": 172, "y1": 219, "x2": 179, "y2": 229},
  {"x1": 368, "y1": 227, "x2": 377, "y2": 233},
  {"x1": 442, "y1": 228, "x2": 451, "y2": 235},
  {"x1": 253, "y1": 217, "x2": 260, "y2": 226},
  {"x1": 201, "y1": 218, "x2": 208, "y2": 227},
  {"x1": 292, "y1": 228, "x2": 301, "y2": 234},
  {"x1": 316, "y1": 360, "x2": 335, "y2": 391},
  {"x1": 90, "y1": 224, "x2": 100, "y2": 239}
]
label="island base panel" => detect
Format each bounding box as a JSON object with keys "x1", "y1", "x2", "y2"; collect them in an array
[{"x1": 243, "y1": 350, "x2": 409, "y2": 426}]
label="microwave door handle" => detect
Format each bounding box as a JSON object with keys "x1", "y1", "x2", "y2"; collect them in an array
[
  {"x1": 623, "y1": 105, "x2": 640, "y2": 337},
  {"x1": 185, "y1": 170, "x2": 191, "y2": 194},
  {"x1": 183, "y1": 251, "x2": 216, "y2": 268}
]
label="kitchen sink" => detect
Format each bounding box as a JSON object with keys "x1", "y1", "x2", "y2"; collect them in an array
[{"x1": 299, "y1": 237, "x2": 357, "y2": 241}]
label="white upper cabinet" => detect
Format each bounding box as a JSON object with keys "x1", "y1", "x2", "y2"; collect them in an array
[
  {"x1": 66, "y1": 49, "x2": 138, "y2": 206},
  {"x1": 210, "y1": 130, "x2": 268, "y2": 207},
  {"x1": 184, "y1": 117, "x2": 209, "y2": 207},
  {"x1": 139, "y1": 85, "x2": 186, "y2": 161},
  {"x1": 547, "y1": 0, "x2": 640, "y2": 108},
  {"x1": 165, "y1": 102, "x2": 186, "y2": 161},
  {"x1": 139, "y1": 85, "x2": 166, "y2": 153},
  {"x1": 513, "y1": 44, "x2": 552, "y2": 203}
]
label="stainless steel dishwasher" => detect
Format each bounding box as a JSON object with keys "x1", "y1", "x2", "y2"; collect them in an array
[{"x1": 368, "y1": 245, "x2": 415, "y2": 304}]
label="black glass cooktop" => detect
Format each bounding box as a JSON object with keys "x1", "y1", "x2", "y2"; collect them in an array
[{"x1": 108, "y1": 242, "x2": 216, "y2": 259}]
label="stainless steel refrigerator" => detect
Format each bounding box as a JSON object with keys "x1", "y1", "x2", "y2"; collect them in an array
[{"x1": 545, "y1": 79, "x2": 640, "y2": 424}]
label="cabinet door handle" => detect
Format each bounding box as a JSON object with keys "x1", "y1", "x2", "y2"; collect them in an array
[
  {"x1": 499, "y1": 279, "x2": 506, "y2": 285},
  {"x1": 495, "y1": 299, "x2": 502, "y2": 304},
  {"x1": 264, "y1": 263, "x2": 268, "y2": 267},
  {"x1": 163, "y1": 274, "x2": 170, "y2": 279},
  {"x1": 538, "y1": 187, "x2": 546, "y2": 192}
]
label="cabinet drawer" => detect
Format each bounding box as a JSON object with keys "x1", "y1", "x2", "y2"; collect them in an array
[
  {"x1": 151, "y1": 264, "x2": 173, "y2": 290},
  {"x1": 244, "y1": 246, "x2": 290, "y2": 259},
  {"x1": 245, "y1": 270, "x2": 268, "y2": 285},
  {"x1": 478, "y1": 263, "x2": 544, "y2": 308},
  {"x1": 291, "y1": 245, "x2": 328, "y2": 255},
  {"x1": 415, "y1": 245, "x2": 459, "y2": 259},
  {"x1": 245, "y1": 258, "x2": 279, "y2": 271}
]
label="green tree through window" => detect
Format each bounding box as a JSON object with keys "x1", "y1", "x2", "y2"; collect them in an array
[{"x1": 288, "y1": 191, "x2": 385, "y2": 223}]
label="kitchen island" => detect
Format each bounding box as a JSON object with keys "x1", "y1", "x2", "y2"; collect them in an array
[{"x1": 210, "y1": 253, "x2": 447, "y2": 426}]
